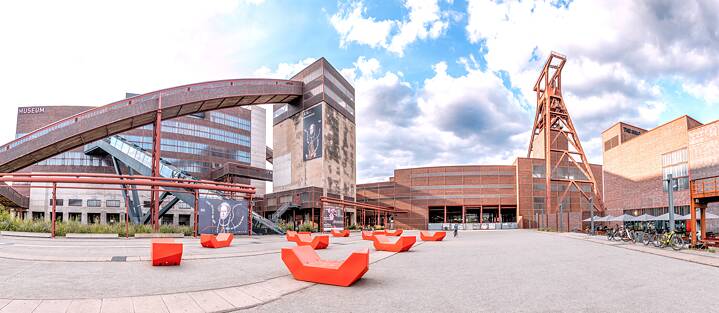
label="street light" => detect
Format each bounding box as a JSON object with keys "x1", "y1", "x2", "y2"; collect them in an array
[{"x1": 665, "y1": 173, "x2": 676, "y2": 232}]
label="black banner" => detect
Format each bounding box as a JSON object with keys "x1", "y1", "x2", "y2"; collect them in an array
[
  {"x1": 323, "y1": 204, "x2": 344, "y2": 230},
  {"x1": 303, "y1": 104, "x2": 322, "y2": 161},
  {"x1": 198, "y1": 198, "x2": 248, "y2": 234}
]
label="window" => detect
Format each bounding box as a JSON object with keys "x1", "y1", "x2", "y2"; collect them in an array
[
  {"x1": 68, "y1": 199, "x2": 82, "y2": 206},
  {"x1": 106, "y1": 213, "x2": 120, "y2": 224},
  {"x1": 49, "y1": 199, "x2": 64, "y2": 206},
  {"x1": 604, "y1": 135, "x2": 619, "y2": 151},
  {"x1": 662, "y1": 148, "x2": 689, "y2": 192},
  {"x1": 87, "y1": 200, "x2": 101, "y2": 207},
  {"x1": 69, "y1": 212, "x2": 82, "y2": 222},
  {"x1": 532, "y1": 165, "x2": 545, "y2": 178},
  {"x1": 32, "y1": 212, "x2": 45, "y2": 220},
  {"x1": 106, "y1": 200, "x2": 121, "y2": 207}
]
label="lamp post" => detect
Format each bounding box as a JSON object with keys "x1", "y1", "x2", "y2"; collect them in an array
[
  {"x1": 589, "y1": 196, "x2": 595, "y2": 235},
  {"x1": 666, "y1": 174, "x2": 675, "y2": 232}
]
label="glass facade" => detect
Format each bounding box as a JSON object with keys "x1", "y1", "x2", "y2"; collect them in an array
[{"x1": 662, "y1": 148, "x2": 689, "y2": 191}]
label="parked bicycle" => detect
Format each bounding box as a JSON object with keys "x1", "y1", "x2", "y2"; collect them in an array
[
  {"x1": 653, "y1": 230, "x2": 684, "y2": 251},
  {"x1": 641, "y1": 225, "x2": 659, "y2": 246}
]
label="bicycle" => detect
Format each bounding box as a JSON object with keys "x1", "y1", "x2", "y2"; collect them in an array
[
  {"x1": 654, "y1": 230, "x2": 684, "y2": 251},
  {"x1": 642, "y1": 226, "x2": 659, "y2": 246}
]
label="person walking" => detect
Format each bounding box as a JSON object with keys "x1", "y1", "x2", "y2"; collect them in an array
[{"x1": 453, "y1": 223, "x2": 459, "y2": 237}]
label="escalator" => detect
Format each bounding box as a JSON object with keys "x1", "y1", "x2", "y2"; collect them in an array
[{"x1": 84, "y1": 135, "x2": 283, "y2": 235}]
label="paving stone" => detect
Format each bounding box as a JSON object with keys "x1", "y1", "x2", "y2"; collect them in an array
[
  {"x1": 240, "y1": 281, "x2": 282, "y2": 303},
  {"x1": 213, "y1": 287, "x2": 262, "y2": 309},
  {"x1": 66, "y1": 299, "x2": 102, "y2": 313},
  {"x1": 260, "y1": 276, "x2": 312, "y2": 295},
  {"x1": 0, "y1": 300, "x2": 41, "y2": 313},
  {"x1": 131, "y1": 295, "x2": 169, "y2": 313},
  {"x1": 33, "y1": 300, "x2": 72, "y2": 313},
  {"x1": 0, "y1": 300, "x2": 8, "y2": 310},
  {"x1": 187, "y1": 291, "x2": 234, "y2": 312},
  {"x1": 161, "y1": 293, "x2": 203, "y2": 313},
  {"x1": 100, "y1": 298, "x2": 132, "y2": 313}
]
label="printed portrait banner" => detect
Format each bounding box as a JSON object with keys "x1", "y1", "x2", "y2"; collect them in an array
[
  {"x1": 323, "y1": 204, "x2": 344, "y2": 230},
  {"x1": 198, "y1": 198, "x2": 248, "y2": 234},
  {"x1": 303, "y1": 104, "x2": 323, "y2": 161}
]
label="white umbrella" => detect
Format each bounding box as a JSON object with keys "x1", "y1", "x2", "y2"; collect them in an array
[
  {"x1": 598, "y1": 215, "x2": 615, "y2": 222},
  {"x1": 611, "y1": 214, "x2": 637, "y2": 222},
  {"x1": 680, "y1": 213, "x2": 719, "y2": 220},
  {"x1": 653, "y1": 213, "x2": 687, "y2": 221},
  {"x1": 633, "y1": 214, "x2": 655, "y2": 222}
]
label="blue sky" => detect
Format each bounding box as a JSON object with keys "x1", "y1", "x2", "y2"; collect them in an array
[{"x1": 1, "y1": 0, "x2": 718, "y2": 183}]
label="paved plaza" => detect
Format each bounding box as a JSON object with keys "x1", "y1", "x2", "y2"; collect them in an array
[{"x1": 1, "y1": 230, "x2": 719, "y2": 312}]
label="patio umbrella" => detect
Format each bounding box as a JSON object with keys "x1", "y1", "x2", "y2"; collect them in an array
[
  {"x1": 653, "y1": 213, "x2": 687, "y2": 221},
  {"x1": 633, "y1": 214, "x2": 655, "y2": 222},
  {"x1": 598, "y1": 215, "x2": 615, "y2": 222},
  {"x1": 611, "y1": 214, "x2": 637, "y2": 222},
  {"x1": 680, "y1": 213, "x2": 719, "y2": 220}
]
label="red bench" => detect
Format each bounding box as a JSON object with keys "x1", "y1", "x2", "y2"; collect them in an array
[
  {"x1": 281, "y1": 245, "x2": 369, "y2": 286},
  {"x1": 151, "y1": 239, "x2": 183, "y2": 266},
  {"x1": 420, "y1": 231, "x2": 446, "y2": 241},
  {"x1": 295, "y1": 233, "x2": 330, "y2": 249},
  {"x1": 286, "y1": 230, "x2": 299, "y2": 243},
  {"x1": 372, "y1": 235, "x2": 416, "y2": 252},
  {"x1": 200, "y1": 233, "x2": 234, "y2": 248},
  {"x1": 331, "y1": 229, "x2": 350, "y2": 237},
  {"x1": 384, "y1": 229, "x2": 403, "y2": 236}
]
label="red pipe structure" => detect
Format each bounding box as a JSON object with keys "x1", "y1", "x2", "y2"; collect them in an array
[
  {"x1": 151, "y1": 97, "x2": 163, "y2": 231},
  {"x1": 0, "y1": 172, "x2": 255, "y2": 238}
]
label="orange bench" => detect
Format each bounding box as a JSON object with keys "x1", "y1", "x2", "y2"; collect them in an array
[
  {"x1": 295, "y1": 233, "x2": 330, "y2": 249},
  {"x1": 200, "y1": 233, "x2": 234, "y2": 248},
  {"x1": 361, "y1": 231, "x2": 375, "y2": 240},
  {"x1": 331, "y1": 229, "x2": 350, "y2": 237},
  {"x1": 372, "y1": 235, "x2": 416, "y2": 252},
  {"x1": 286, "y1": 230, "x2": 299, "y2": 243},
  {"x1": 420, "y1": 231, "x2": 446, "y2": 241},
  {"x1": 384, "y1": 229, "x2": 403, "y2": 236},
  {"x1": 151, "y1": 239, "x2": 183, "y2": 266},
  {"x1": 281, "y1": 245, "x2": 369, "y2": 287}
]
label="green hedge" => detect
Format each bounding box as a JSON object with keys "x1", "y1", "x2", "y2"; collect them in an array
[{"x1": 0, "y1": 210, "x2": 192, "y2": 236}]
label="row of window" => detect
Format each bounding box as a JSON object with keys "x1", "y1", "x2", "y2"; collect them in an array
[
  {"x1": 37, "y1": 152, "x2": 110, "y2": 167},
  {"x1": 210, "y1": 111, "x2": 251, "y2": 131},
  {"x1": 122, "y1": 135, "x2": 250, "y2": 163},
  {"x1": 49, "y1": 199, "x2": 121, "y2": 207},
  {"x1": 141, "y1": 121, "x2": 250, "y2": 146},
  {"x1": 532, "y1": 165, "x2": 588, "y2": 180},
  {"x1": 410, "y1": 171, "x2": 515, "y2": 178}
]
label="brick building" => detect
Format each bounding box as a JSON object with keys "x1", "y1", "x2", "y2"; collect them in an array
[
  {"x1": 602, "y1": 115, "x2": 719, "y2": 230},
  {"x1": 357, "y1": 157, "x2": 602, "y2": 231}
]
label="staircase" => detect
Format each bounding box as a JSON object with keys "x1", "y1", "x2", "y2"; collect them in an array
[{"x1": 84, "y1": 135, "x2": 283, "y2": 235}]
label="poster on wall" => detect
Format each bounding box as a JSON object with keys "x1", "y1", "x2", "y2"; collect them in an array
[
  {"x1": 303, "y1": 104, "x2": 323, "y2": 161},
  {"x1": 198, "y1": 198, "x2": 248, "y2": 234},
  {"x1": 323, "y1": 204, "x2": 344, "y2": 230}
]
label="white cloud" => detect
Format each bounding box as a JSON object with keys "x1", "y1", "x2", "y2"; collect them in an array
[
  {"x1": 0, "y1": 0, "x2": 278, "y2": 144},
  {"x1": 464, "y1": 0, "x2": 719, "y2": 162},
  {"x1": 683, "y1": 79, "x2": 719, "y2": 105},
  {"x1": 253, "y1": 58, "x2": 317, "y2": 79},
  {"x1": 330, "y1": 1, "x2": 395, "y2": 49},
  {"x1": 346, "y1": 56, "x2": 528, "y2": 182},
  {"x1": 330, "y1": 0, "x2": 451, "y2": 56}
]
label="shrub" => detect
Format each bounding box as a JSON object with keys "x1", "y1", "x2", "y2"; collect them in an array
[
  {"x1": 373, "y1": 225, "x2": 384, "y2": 230},
  {"x1": 298, "y1": 221, "x2": 316, "y2": 232},
  {"x1": 0, "y1": 211, "x2": 192, "y2": 236}
]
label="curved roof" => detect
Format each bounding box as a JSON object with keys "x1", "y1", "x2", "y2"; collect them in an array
[{"x1": 0, "y1": 78, "x2": 303, "y2": 172}]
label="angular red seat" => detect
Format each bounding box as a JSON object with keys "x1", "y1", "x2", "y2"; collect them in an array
[
  {"x1": 281, "y1": 245, "x2": 369, "y2": 286},
  {"x1": 200, "y1": 233, "x2": 234, "y2": 248},
  {"x1": 286, "y1": 230, "x2": 299, "y2": 243},
  {"x1": 373, "y1": 230, "x2": 386, "y2": 236},
  {"x1": 295, "y1": 233, "x2": 330, "y2": 249},
  {"x1": 151, "y1": 239, "x2": 183, "y2": 266},
  {"x1": 420, "y1": 231, "x2": 446, "y2": 241},
  {"x1": 331, "y1": 229, "x2": 350, "y2": 237},
  {"x1": 384, "y1": 229, "x2": 403, "y2": 236},
  {"x1": 361, "y1": 231, "x2": 375, "y2": 241},
  {"x1": 372, "y1": 235, "x2": 416, "y2": 252}
]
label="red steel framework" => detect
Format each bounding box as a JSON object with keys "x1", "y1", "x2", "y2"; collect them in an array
[
  {"x1": 527, "y1": 52, "x2": 604, "y2": 229},
  {"x1": 319, "y1": 197, "x2": 407, "y2": 231},
  {"x1": 689, "y1": 176, "x2": 719, "y2": 246},
  {"x1": 0, "y1": 172, "x2": 255, "y2": 238}
]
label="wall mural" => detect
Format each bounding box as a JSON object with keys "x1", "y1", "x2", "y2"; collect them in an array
[
  {"x1": 303, "y1": 104, "x2": 323, "y2": 161},
  {"x1": 198, "y1": 198, "x2": 248, "y2": 234}
]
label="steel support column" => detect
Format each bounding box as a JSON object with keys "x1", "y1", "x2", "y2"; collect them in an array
[
  {"x1": 51, "y1": 182, "x2": 57, "y2": 238},
  {"x1": 248, "y1": 194, "x2": 253, "y2": 237},
  {"x1": 150, "y1": 97, "x2": 163, "y2": 231}
]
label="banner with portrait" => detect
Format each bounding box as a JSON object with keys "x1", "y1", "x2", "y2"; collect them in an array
[
  {"x1": 198, "y1": 198, "x2": 248, "y2": 234},
  {"x1": 323, "y1": 204, "x2": 344, "y2": 230},
  {"x1": 303, "y1": 104, "x2": 323, "y2": 161}
]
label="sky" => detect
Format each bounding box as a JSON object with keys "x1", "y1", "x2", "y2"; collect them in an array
[{"x1": 0, "y1": 0, "x2": 718, "y2": 184}]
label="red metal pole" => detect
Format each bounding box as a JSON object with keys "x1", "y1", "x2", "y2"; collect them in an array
[
  {"x1": 150, "y1": 96, "x2": 163, "y2": 232},
  {"x1": 124, "y1": 194, "x2": 129, "y2": 239},
  {"x1": 248, "y1": 195, "x2": 253, "y2": 237},
  {"x1": 51, "y1": 182, "x2": 57, "y2": 239},
  {"x1": 194, "y1": 189, "x2": 199, "y2": 237}
]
